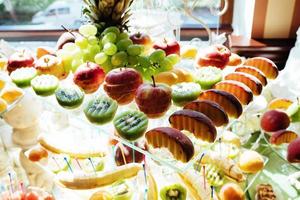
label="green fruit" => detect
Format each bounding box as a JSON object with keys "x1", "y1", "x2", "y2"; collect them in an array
[
  {"x1": 128, "y1": 56, "x2": 139, "y2": 66},
  {"x1": 195, "y1": 66, "x2": 222, "y2": 89},
  {"x1": 95, "y1": 52, "x2": 108, "y2": 65},
  {"x1": 103, "y1": 43, "x2": 118, "y2": 56},
  {"x1": 10, "y1": 67, "x2": 37, "y2": 87},
  {"x1": 160, "y1": 184, "x2": 187, "y2": 200},
  {"x1": 81, "y1": 157, "x2": 105, "y2": 173},
  {"x1": 118, "y1": 32, "x2": 129, "y2": 41},
  {"x1": 88, "y1": 36, "x2": 99, "y2": 45},
  {"x1": 150, "y1": 49, "x2": 166, "y2": 63},
  {"x1": 167, "y1": 54, "x2": 180, "y2": 65},
  {"x1": 127, "y1": 44, "x2": 143, "y2": 56},
  {"x1": 111, "y1": 51, "x2": 128, "y2": 67},
  {"x1": 55, "y1": 85, "x2": 84, "y2": 109},
  {"x1": 159, "y1": 58, "x2": 173, "y2": 71},
  {"x1": 116, "y1": 39, "x2": 133, "y2": 51},
  {"x1": 110, "y1": 180, "x2": 133, "y2": 200},
  {"x1": 31, "y1": 75, "x2": 59, "y2": 96},
  {"x1": 171, "y1": 82, "x2": 201, "y2": 106},
  {"x1": 102, "y1": 32, "x2": 117, "y2": 44},
  {"x1": 113, "y1": 110, "x2": 148, "y2": 141},
  {"x1": 101, "y1": 57, "x2": 113, "y2": 73},
  {"x1": 204, "y1": 164, "x2": 225, "y2": 187},
  {"x1": 286, "y1": 102, "x2": 300, "y2": 122},
  {"x1": 48, "y1": 155, "x2": 69, "y2": 174},
  {"x1": 84, "y1": 96, "x2": 118, "y2": 125},
  {"x1": 101, "y1": 26, "x2": 120, "y2": 37}
]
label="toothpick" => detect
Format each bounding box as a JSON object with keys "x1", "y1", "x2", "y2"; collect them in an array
[
  {"x1": 219, "y1": 138, "x2": 222, "y2": 156},
  {"x1": 119, "y1": 143, "x2": 127, "y2": 165},
  {"x1": 52, "y1": 157, "x2": 61, "y2": 170},
  {"x1": 88, "y1": 158, "x2": 96, "y2": 174},
  {"x1": 61, "y1": 25, "x2": 77, "y2": 39},
  {"x1": 19, "y1": 182, "x2": 25, "y2": 194},
  {"x1": 75, "y1": 158, "x2": 82, "y2": 170},
  {"x1": 143, "y1": 162, "x2": 148, "y2": 200},
  {"x1": 203, "y1": 165, "x2": 206, "y2": 190},
  {"x1": 8, "y1": 172, "x2": 13, "y2": 193},
  {"x1": 211, "y1": 185, "x2": 214, "y2": 199},
  {"x1": 197, "y1": 152, "x2": 205, "y2": 172},
  {"x1": 131, "y1": 142, "x2": 135, "y2": 163},
  {"x1": 64, "y1": 157, "x2": 73, "y2": 173},
  {"x1": 111, "y1": 146, "x2": 116, "y2": 168}
]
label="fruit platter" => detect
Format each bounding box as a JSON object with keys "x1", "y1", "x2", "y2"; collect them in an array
[{"x1": 1, "y1": 0, "x2": 300, "y2": 200}]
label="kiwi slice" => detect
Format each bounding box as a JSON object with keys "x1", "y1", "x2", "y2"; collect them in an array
[
  {"x1": 160, "y1": 183, "x2": 187, "y2": 200},
  {"x1": 110, "y1": 180, "x2": 133, "y2": 200},
  {"x1": 31, "y1": 74, "x2": 59, "y2": 96},
  {"x1": 84, "y1": 96, "x2": 118, "y2": 125},
  {"x1": 194, "y1": 163, "x2": 225, "y2": 187},
  {"x1": 113, "y1": 110, "x2": 148, "y2": 141},
  {"x1": 195, "y1": 67, "x2": 222, "y2": 89},
  {"x1": 55, "y1": 85, "x2": 84, "y2": 109},
  {"x1": 171, "y1": 82, "x2": 201, "y2": 106},
  {"x1": 48, "y1": 155, "x2": 69, "y2": 174},
  {"x1": 11, "y1": 67, "x2": 37, "y2": 87},
  {"x1": 81, "y1": 157, "x2": 104, "y2": 173}
]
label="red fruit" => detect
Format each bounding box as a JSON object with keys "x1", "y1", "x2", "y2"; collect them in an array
[
  {"x1": 135, "y1": 76, "x2": 172, "y2": 118},
  {"x1": 153, "y1": 39, "x2": 180, "y2": 55},
  {"x1": 130, "y1": 32, "x2": 152, "y2": 48},
  {"x1": 287, "y1": 137, "x2": 300, "y2": 163},
  {"x1": 7, "y1": 50, "x2": 35, "y2": 74},
  {"x1": 56, "y1": 32, "x2": 81, "y2": 50},
  {"x1": 28, "y1": 147, "x2": 48, "y2": 162},
  {"x1": 270, "y1": 130, "x2": 298, "y2": 145},
  {"x1": 104, "y1": 68, "x2": 142, "y2": 105},
  {"x1": 44, "y1": 195, "x2": 55, "y2": 200},
  {"x1": 25, "y1": 191, "x2": 39, "y2": 200},
  {"x1": 260, "y1": 110, "x2": 290, "y2": 132},
  {"x1": 197, "y1": 45, "x2": 231, "y2": 69},
  {"x1": 73, "y1": 62, "x2": 105, "y2": 93}
]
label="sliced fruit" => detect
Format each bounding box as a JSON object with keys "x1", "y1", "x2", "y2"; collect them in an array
[
  {"x1": 269, "y1": 130, "x2": 298, "y2": 145},
  {"x1": 196, "y1": 164, "x2": 225, "y2": 187},
  {"x1": 0, "y1": 77, "x2": 5, "y2": 90},
  {"x1": 84, "y1": 96, "x2": 118, "y2": 125},
  {"x1": 113, "y1": 110, "x2": 148, "y2": 141},
  {"x1": 238, "y1": 150, "x2": 264, "y2": 173},
  {"x1": 225, "y1": 72, "x2": 262, "y2": 95},
  {"x1": 235, "y1": 65, "x2": 267, "y2": 86},
  {"x1": 268, "y1": 98, "x2": 293, "y2": 110},
  {"x1": 227, "y1": 53, "x2": 243, "y2": 66},
  {"x1": 286, "y1": 101, "x2": 300, "y2": 122},
  {"x1": 195, "y1": 66, "x2": 222, "y2": 89},
  {"x1": 287, "y1": 137, "x2": 300, "y2": 163},
  {"x1": 213, "y1": 80, "x2": 253, "y2": 105},
  {"x1": 171, "y1": 82, "x2": 201, "y2": 106},
  {"x1": 171, "y1": 68, "x2": 193, "y2": 82},
  {"x1": 10, "y1": 67, "x2": 37, "y2": 87},
  {"x1": 81, "y1": 157, "x2": 105, "y2": 173},
  {"x1": 36, "y1": 46, "x2": 55, "y2": 59},
  {"x1": 55, "y1": 85, "x2": 84, "y2": 109},
  {"x1": 219, "y1": 183, "x2": 244, "y2": 200},
  {"x1": 110, "y1": 180, "x2": 133, "y2": 200},
  {"x1": 0, "y1": 98, "x2": 7, "y2": 113},
  {"x1": 260, "y1": 110, "x2": 290, "y2": 132},
  {"x1": 160, "y1": 183, "x2": 187, "y2": 200},
  {"x1": 90, "y1": 191, "x2": 112, "y2": 200},
  {"x1": 48, "y1": 155, "x2": 69, "y2": 173},
  {"x1": 145, "y1": 127, "x2": 194, "y2": 162},
  {"x1": 169, "y1": 109, "x2": 217, "y2": 142},
  {"x1": 0, "y1": 86, "x2": 24, "y2": 104},
  {"x1": 244, "y1": 57, "x2": 279, "y2": 79},
  {"x1": 183, "y1": 100, "x2": 228, "y2": 127},
  {"x1": 181, "y1": 46, "x2": 197, "y2": 59},
  {"x1": 198, "y1": 89, "x2": 243, "y2": 118},
  {"x1": 31, "y1": 75, "x2": 59, "y2": 96},
  {"x1": 28, "y1": 146, "x2": 48, "y2": 162},
  {"x1": 221, "y1": 131, "x2": 241, "y2": 147},
  {"x1": 154, "y1": 71, "x2": 178, "y2": 86}
]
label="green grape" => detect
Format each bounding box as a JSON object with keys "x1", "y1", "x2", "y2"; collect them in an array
[
  {"x1": 88, "y1": 36, "x2": 99, "y2": 45},
  {"x1": 103, "y1": 43, "x2": 118, "y2": 56},
  {"x1": 118, "y1": 32, "x2": 129, "y2": 41},
  {"x1": 83, "y1": 49, "x2": 94, "y2": 62},
  {"x1": 75, "y1": 37, "x2": 88, "y2": 49},
  {"x1": 90, "y1": 45, "x2": 101, "y2": 55},
  {"x1": 62, "y1": 43, "x2": 77, "y2": 51},
  {"x1": 71, "y1": 59, "x2": 83, "y2": 72},
  {"x1": 127, "y1": 44, "x2": 143, "y2": 56},
  {"x1": 102, "y1": 32, "x2": 117, "y2": 44},
  {"x1": 71, "y1": 48, "x2": 83, "y2": 59},
  {"x1": 79, "y1": 24, "x2": 97, "y2": 37},
  {"x1": 102, "y1": 57, "x2": 113, "y2": 73},
  {"x1": 166, "y1": 54, "x2": 180, "y2": 65},
  {"x1": 94, "y1": 52, "x2": 108, "y2": 65},
  {"x1": 128, "y1": 55, "x2": 139, "y2": 66},
  {"x1": 159, "y1": 58, "x2": 173, "y2": 71},
  {"x1": 149, "y1": 49, "x2": 166, "y2": 63},
  {"x1": 111, "y1": 51, "x2": 128, "y2": 67},
  {"x1": 137, "y1": 56, "x2": 151, "y2": 68},
  {"x1": 101, "y1": 26, "x2": 120, "y2": 36},
  {"x1": 116, "y1": 39, "x2": 133, "y2": 51}
]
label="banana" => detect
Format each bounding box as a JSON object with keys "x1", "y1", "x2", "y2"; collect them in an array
[
  {"x1": 147, "y1": 172, "x2": 158, "y2": 200},
  {"x1": 57, "y1": 163, "x2": 142, "y2": 189}
]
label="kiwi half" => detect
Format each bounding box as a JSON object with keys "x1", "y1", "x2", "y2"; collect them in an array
[
  {"x1": 160, "y1": 183, "x2": 187, "y2": 200},
  {"x1": 55, "y1": 85, "x2": 84, "y2": 109},
  {"x1": 10, "y1": 67, "x2": 37, "y2": 87},
  {"x1": 31, "y1": 74, "x2": 59, "y2": 96}
]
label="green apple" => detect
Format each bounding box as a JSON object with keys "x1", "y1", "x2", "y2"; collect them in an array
[{"x1": 286, "y1": 101, "x2": 300, "y2": 122}]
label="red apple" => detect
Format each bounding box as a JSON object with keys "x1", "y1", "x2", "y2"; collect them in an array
[
  {"x1": 153, "y1": 38, "x2": 180, "y2": 56},
  {"x1": 35, "y1": 55, "x2": 67, "y2": 79},
  {"x1": 287, "y1": 137, "x2": 300, "y2": 163},
  {"x1": 114, "y1": 141, "x2": 148, "y2": 166},
  {"x1": 73, "y1": 62, "x2": 105, "y2": 93},
  {"x1": 7, "y1": 50, "x2": 34, "y2": 74},
  {"x1": 260, "y1": 110, "x2": 290, "y2": 132},
  {"x1": 104, "y1": 68, "x2": 142, "y2": 105},
  {"x1": 130, "y1": 32, "x2": 152, "y2": 49},
  {"x1": 197, "y1": 45, "x2": 231, "y2": 69},
  {"x1": 135, "y1": 76, "x2": 172, "y2": 118}
]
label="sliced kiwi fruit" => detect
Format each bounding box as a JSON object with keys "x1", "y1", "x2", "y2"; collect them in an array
[
  {"x1": 31, "y1": 74, "x2": 59, "y2": 96},
  {"x1": 81, "y1": 157, "x2": 104, "y2": 173},
  {"x1": 160, "y1": 183, "x2": 187, "y2": 200},
  {"x1": 48, "y1": 155, "x2": 70, "y2": 174},
  {"x1": 110, "y1": 180, "x2": 133, "y2": 200},
  {"x1": 113, "y1": 110, "x2": 148, "y2": 141},
  {"x1": 55, "y1": 85, "x2": 84, "y2": 109},
  {"x1": 194, "y1": 163, "x2": 225, "y2": 187},
  {"x1": 10, "y1": 67, "x2": 37, "y2": 87},
  {"x1": 195, "y1": 66, "x2": 222, "y2": 89},
  {"x1": 84, "y1": 96, "x2": 118, "y2": 125},
  {"x1": 171, "y1": 82, "x2": 201, "y2": 106}
]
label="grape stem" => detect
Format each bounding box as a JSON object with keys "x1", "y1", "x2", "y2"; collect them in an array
[
  {"x1": 151, "y1": 76, "x2": 156, "y2": 87},
  {"x1": 163, "y1": 38, "x2": 168, "y2": 44}
]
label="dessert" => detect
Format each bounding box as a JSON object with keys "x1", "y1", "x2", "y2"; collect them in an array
[
  {"x1": 160, "y1": 184, "x2": 187, "y2": 200},
  {"x1": 0, "y1": 86, "x2": 24, "y2": 104},
  {"x1": 171, "y1": 82, "x2": 201, "y2": 106},
  {"x1": 145, "y1": 127, "x2": 194, "y2": 162},
  {"x1": 260, "y1": 110, "x2": 290, "y2": 132},
  {"x1": 287, "y1": 137, "x2": 300, "y2": 163},
  {"x1": 195, "y1": 66, "x2": 222, "y2": 89},
  {"x1": 31, "y1": 74, "x2": 59, "y2": 96},
  {"x1": 227, "y1": 53, "x2": 243, "y2": 66},
  {"x1": 57, "y1": 163, "x2": 142, "y2": 189},
  {"x1": 269, "y1": 130, "x2": 298, "y2": 145},
  {"x1": 184, "y1": 100, "x2": 229, "y2": 127},
  {"x1": 214, "y1": 80, "x2": 253, "y2": 105},
  {"x1": 35, "y1": 55, "x2": 67, "y2": 79},
  {"x1": 256, "y1": 184, "x2": 276, "y2": 200},
  {"x1": 114, "y1": 141, "x2": 147, "y2": 166},
  {"x1": 268, "y1": 98, "x2": 293, "y2": 110},
  {"x1": 225, "y1": 72, "x2": 263, "y2": 95},
  {"x1": 238, "y1": 150, "x2": 264, "y2": 173},
  {"x1": 55, "y1": 85, "x2": 84, "y2": 109},
  {"x1": 219, "y1": 183, "x2": 245, "y2": 200},
  {"x1": 73, "y1": 62, "x2": 105, "y2": 93},
  {"x1": 0, "y1": 98, "x2": 7, "y2": 113},
  {"x1": 235, "y1": 65, "x2": 267, "y2": 86},
  {"x1": 113, "y1": 110, "x2": 148, "y2": 141},
  {"x1": 7, "y1": 50, "x2": 35, "y2": 73},
  {"x1": 135, "y1": 76, "x2": 172, "y2": 118},
  {"x1": 169, "y1": 109, "x2": 217, "y2": 142},
  {"x1": 244, "y1": 57, "x2": 279, "y2": 79},
  {"x1": 199, "y1": 89, "x2": 243, "y2": 118},
  {"x1": 197, "y1": 45, "x2": 231, "y2": 69},
  {"x1": 84, "y1": 96, "x2": 118, "y2": 125},
  {"x1": 10, "y1": 67, "x2": 37, "y2": 87},
  {"x1": 104, "y1": 68, "x2": 142, "y2": 105},
  {"x1": 28, "y1": 146, "x2": 48, "y2": 162},
  {"x1": 153, "y1": 39, "x2": 180, "y2": 56}
]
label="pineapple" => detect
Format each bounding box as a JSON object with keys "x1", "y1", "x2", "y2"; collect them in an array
[{"x1": 83, "y1": 0, "x2": 134, "y2": 32}]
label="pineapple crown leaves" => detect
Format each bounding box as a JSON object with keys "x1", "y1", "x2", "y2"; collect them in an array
[{"x1": 83, "y1": 0, "x2": 134, "y2": 32}]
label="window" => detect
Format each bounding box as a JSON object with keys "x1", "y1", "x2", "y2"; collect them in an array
[
  {"x1": 45, "y1": 9, "x2": 56, "y2": 17},
  {"x1": 58, "y1": 7, "x2": 70, "y2": 15}
]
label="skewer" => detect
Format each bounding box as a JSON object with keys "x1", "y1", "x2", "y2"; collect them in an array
[
  {"x1": 75, "y1": 158, "x2": 82, "y2": 170},
  {"x1": 203, "y1": 165, "x2": 206, "y2": 190},
  {"x1": 8, "y1": 172, "x2": 13, "y2": 194},
  {"x1": 88, "y1": 157, "x2": 97, "y2": 174},
  {"x1": 64, "y1": 157, "x2": 73, "y2": 173}
]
